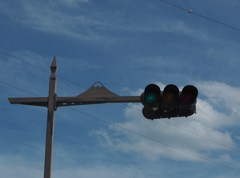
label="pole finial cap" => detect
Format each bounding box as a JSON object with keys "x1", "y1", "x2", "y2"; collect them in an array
[{"x1": 51, "y1": 56, "x2": 57, "y2": 72}]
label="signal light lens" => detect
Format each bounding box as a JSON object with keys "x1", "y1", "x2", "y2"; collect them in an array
[
  {"x1": 180, "y1": 85, "x2": 198, "y2": 105},
  {"x1": 162, "y1": 84, "x2": 179, "y2": 105},
  {"x1": 142, "y1": 84, "x2": 161, "y2": 106},
  {"x1": 145, "y1": 92, "x2": 158, "y2": 104}
]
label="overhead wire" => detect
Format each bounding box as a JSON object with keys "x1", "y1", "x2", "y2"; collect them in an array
[
  {"x1": 0, "y1": 80, "x2": 40, "y2": 97},
  {"x1": 158, "y1": 0, "x2": 240, "y2": 32},
  {"x1": 126, "y1": 103, "x2": 240, "y2": 154},
  {"x1": 1, "y1": 50, "x2": 239, "y2": 155},
  {"x1": 1, "y1": 53, "x2": 240, "y2": 173},
  {"x1": 191, "y1": 11, "x2": 240, "y2": 32},
  {"x1": 1, "y1": 0, "x2": 240, "y2": 171},
  {"x1": 0, "y1": 49, "x2": 240, "y2": 154},
  {"x1": 0, "y1": 49, "x2": 86, "y2": 90},
  {"x1": 1, "y1": 0, "x2": 240, "y2": 172},
  {"x1": 1, "y1": 79, "x2": 240, "y2": 173},
  {"x1": 140, "y1": 110, "x2": 239, "y2": 154},
  {"x1": 70, "y1": 106, "x2": 240, "y2": 174}
]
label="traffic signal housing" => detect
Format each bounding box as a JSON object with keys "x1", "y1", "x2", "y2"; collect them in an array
[
  {"x1": 141, "y1": 84, "x2": 198, "y2": 119},
  {"x1": 178, "y1": 85, "x2": 198, "y2": 117},
  {"x1": 141, "y1": 84, "x2": 161, "y2": 119}
]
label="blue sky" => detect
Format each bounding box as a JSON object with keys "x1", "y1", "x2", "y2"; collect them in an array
[{"x1": 1, "y1": 0, "x2": 240, "y2": 177}]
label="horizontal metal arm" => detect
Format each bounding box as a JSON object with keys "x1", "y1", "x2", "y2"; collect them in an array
[
  {"x1": 8, "y1": 96, "x2": 141, "y2": 107},
  {"x1": 56, "y1": 96, "x2": 141, "y2": 106},
  {"x1": 8, "y1": 97, "x2": 49, "y2": 107}
]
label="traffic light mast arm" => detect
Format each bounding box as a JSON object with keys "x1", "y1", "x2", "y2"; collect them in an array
[
  {"x1": 8, "y1": 96, "x2": 141, "y2": 107},
  {"x1": 8, "y1": 81, "x2": 141, "y2": 107},
  {"x1": 56, "y1": 96, "x2": 141, "y2": 106}
]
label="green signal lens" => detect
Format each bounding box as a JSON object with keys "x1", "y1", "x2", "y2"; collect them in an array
[
  {"x1": 145, "y1": 93, "x2": 157, "y2": 103},
  {"x1": 143, "y1": 84, "x2": 161, "y2": 105}
]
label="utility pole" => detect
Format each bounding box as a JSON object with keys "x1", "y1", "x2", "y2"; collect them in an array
[
  {"x1": 44, "y1": 57, "x2": 57, "y2": 178},
  {"x1": 8, "y1": 57, "x2": 198, "y2": 178},
  {"x1": 8, "y1": 57, "x2": 140, "y2": 178}
]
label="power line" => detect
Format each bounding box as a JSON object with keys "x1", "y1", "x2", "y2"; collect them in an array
[
  {"x1": 1, "y1": 50, "x2": 240, "y2": 157},
  {"x1": 1, "y1": 50, "x2": 239, "y2": 156},
  {"x1": 158, "y1": 0, "x2": 188, "y2": 12},
  {"x1": 1, "y1": 80, "x2": 240, "y2": 174},
  {"x1": 191, "y1": 11, "x2": 240, "y2": 32},
  {"x1": 164, "y1": 119, "x2": 239, "y2": 153},
  {"x1": 158, "y1": 0, "x2": 240, "y2": 32},
  {"x1": 0, "y1": 80, "x2": 40, "y2": 97},
  {"x1": 3, "y1": 84, "x2": 240, "y2": 173},
  {"x1": 124, "y1": 103, "x2": 240, "y2": 154},
  {"x1": 69, "y1": 106, "x2": 240, "y2": 174},
  {"x1": 0, "y1": 49, "x2": 86, "y2": 90}
]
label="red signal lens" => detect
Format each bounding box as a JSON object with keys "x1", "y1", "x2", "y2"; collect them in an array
[{"x1": 180, "y1": 85, "x2": 198, "y2": 105}]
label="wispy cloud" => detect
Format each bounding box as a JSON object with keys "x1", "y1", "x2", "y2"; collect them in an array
[
  {"x1": 196, "y1": 81, "x2": 240, "y2": 120},
  {"x1": 50, "y1": 0, "x2": 90, "y2": 8},
  {"x1": 0, "y1": 1, "x2": 102, "y2": 40},
  {"x1": 0, "y1": 0, "x2": 212, "y2": 42},
  {"x1": 0, "y1": 154, "x2": 42, "y2": 178}
]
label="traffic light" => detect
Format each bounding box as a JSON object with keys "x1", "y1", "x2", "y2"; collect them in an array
[
  {"x1": 141, "y1": 84, "x2": 198, "y2": 119},
  {"x1": 160, "y1": 84, "x2": 179, "y2": 118},
  {"x1": 141, "y1": 84, "x2": 161, "y2": 119},
  {"x1": 178, "y1": 85, "x2": 198, "y2": 117}
]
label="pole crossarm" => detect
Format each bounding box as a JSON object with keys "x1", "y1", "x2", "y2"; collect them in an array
[
  {"x1": 8, "y1": 97, "x2": 48, "y2": 106},
  {"x1": 7, "y1": 57, "x2": 141, "y2": 178}
]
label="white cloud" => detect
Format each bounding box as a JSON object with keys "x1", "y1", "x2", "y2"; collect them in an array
[
  {"x1": 197, "y1": 81, "x2": 240, "y2": 106},
  {"x1": 196, "y1": 81, "x2": 240, "y2": 120},
  {"x1": 93, "y1": 81, "x2": 240, "y2": 163}
]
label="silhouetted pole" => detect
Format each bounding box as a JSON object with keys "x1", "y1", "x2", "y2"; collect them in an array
[{"x1": 44, "y1": 57, "x2": 57, "y2": 178}]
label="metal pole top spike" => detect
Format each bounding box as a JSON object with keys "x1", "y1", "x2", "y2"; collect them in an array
[{"x1": 51, "y1": 56, "x2": 57, "y2": 72}]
